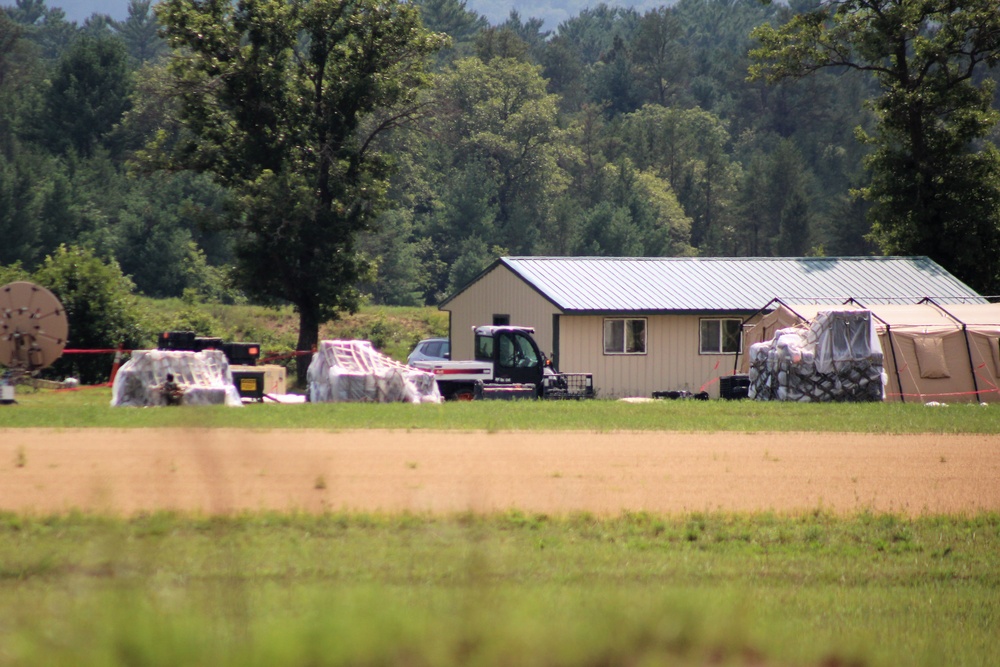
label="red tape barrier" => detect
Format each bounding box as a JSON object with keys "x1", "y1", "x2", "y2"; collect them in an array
[
  {"x1": 885, "y1": 388, "x2": 999, "y2": 399},
  {"x1": 61, "y1": 348, "x2": 312, "y2": 359}
]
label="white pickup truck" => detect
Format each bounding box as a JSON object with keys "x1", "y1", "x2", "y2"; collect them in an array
[{"x1": 411, "y1": 326, "x2": 594, "y2": 400}]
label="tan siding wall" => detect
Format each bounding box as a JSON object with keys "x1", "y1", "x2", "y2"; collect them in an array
[
  {"x1": 445, "y1": 267, "x2": 559, "y2": 360},
  {"x1": 560, "y1": 315, "x2": 739, "y2": 398}
]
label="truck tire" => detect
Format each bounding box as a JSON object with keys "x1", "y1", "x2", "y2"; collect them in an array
[{"x1": 453, "y1": 387, "x2": 475, "y2": 401}]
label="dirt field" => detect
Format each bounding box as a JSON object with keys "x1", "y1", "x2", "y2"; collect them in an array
[{"x1": 1, "y1": 429, "x2": 998, "y2": 516}]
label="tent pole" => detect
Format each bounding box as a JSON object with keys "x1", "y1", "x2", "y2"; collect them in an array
[
  {"x1": 922, "y1": 297, "x2": 982, "y2": 402},
  {"x1": 735, "y1": 298, "x2": 797, "y2": 376}
]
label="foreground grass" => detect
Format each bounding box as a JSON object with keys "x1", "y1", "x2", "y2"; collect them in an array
[
  {"x1": 2, "y1": 386, "x2": 999, "y2": 433},
  {"x1": 0, "y1": 511, "x2": 996, "y2": 667}
]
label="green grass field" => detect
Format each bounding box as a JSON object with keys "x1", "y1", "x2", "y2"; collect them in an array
[
  {"x1": 3, "y1": 386, "x2": 1000, "y2": 433},
  {"x1": 1, "y1": 512, "x2": 997, "y2": 667},
  {"x1": 2, "y1": 391, "x2": 999, "y2": 666}
]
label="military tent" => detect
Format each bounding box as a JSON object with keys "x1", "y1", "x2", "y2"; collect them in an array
[{"x1": 739, "y1": 301, "x2": 1000, "y2": 403}]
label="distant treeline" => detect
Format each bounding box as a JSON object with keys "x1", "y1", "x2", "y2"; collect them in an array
[{"x1": 2, "y1": 0, "x2": 998, "y2": 310}]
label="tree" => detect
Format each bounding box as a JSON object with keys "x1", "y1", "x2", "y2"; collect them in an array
[
  {"x1": 38, "y1": 34, "x2": 132, "y2": 157},
  {"x1": 431, "y1": 56, "x2": 563, "y2": 260},
  {"x1": 32, "y1": 245, "x2": 144, "y2": 384},
  {"x1": 734, "y1": 138, "x2": 813, "y2": 256},
  {"x1": 113, "y1": 0, "x2": 166, "y2": 66},
  {"x1": 155, "y1": 0, "x2": 446, "y2": 382},
  {"x1": 618, "y1": 104, "x2": 739, "y2": 252},
  {"x1": 750, "y1": 0, "x2": 1000, "y2": 293},
  {"x1": 632, "y1": 7, "x2": 689, "y2": 107},
  {"x1": 411, "y1": 0, "x2": 485, "y2": 44},
  {"x1": 5, "y1": 0, "x2": 76, "y2": 61}
]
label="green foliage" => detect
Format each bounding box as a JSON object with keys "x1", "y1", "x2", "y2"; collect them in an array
[
  {"x1": 414, "y1": 0, "x2": 486, "y2": 44},
  {"x1": 750, "y1": 0, "x2": 1000, "y2": 292},
  {"x1": 31, "y1": 244, "x2": 144, "y2": 383},
  {"x1": 37, "y1": 33, "x2": 132, "y2": 157},
  {"x1": 734, "y1": 138, "x2": 814, "y2": 256},
  {"x1": 155, "y1": 0, "x2": 448, "y2": 381},
  {"x1": 111, "y1": 0, "x2": 165, "y2": 66},
  {"x1": 3, "y1": 0, "x2": 999, "y2": 316},
  {"x1": 357, "y1": 210, "x2": 437, "y2": 306},
  {"x1": 0, "y1": 259, "x2": 28, "y2": 284},
  {"x1": 5, "y1": 0, "x2": 77, "y2": 61}
]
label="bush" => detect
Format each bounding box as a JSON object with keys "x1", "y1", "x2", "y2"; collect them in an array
[
  {"x1": 0, "y1": 261, "x2": 30, "y2": 286},
  {"x1": 33, "y1": 245, "x2": 145, "y2": 384}
]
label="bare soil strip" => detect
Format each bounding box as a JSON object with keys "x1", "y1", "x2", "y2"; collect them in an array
[{"x1": 1, "y1": 429, "x2": 997, "y2": 516}]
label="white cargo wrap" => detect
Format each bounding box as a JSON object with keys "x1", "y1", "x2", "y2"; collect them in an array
[
  {"x1": 748, "y1": 309, "x2": 886, "y2": 402},
  {"x1": 111, "y1": 349, "x2": 243, "y2": 407},
  {"x1": 307, "y1": 340, "x2": 442, "y2": 404}
]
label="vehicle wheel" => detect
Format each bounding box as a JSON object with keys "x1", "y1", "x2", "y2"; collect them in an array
[{"x1": 453, "y1": 388, "x2": 475, "y2": 401}]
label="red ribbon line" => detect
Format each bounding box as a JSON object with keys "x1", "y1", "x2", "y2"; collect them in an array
[
  {"x1": 884, "y1": 388, "x2": 999, "y2": 398},
  {"x1": 60, "y1": 348, "x2": 311, "y2": 360}
]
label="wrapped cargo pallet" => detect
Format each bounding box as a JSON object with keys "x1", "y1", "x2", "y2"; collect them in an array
[
  {"x1": 748, "y1": 309, "x2": 885, "y2": 402},
  {"x1": 307, "y1": 340, "x2": 442, "y2": 404},
  {"x1": 111, "y1": 349, "x2": 243, "y2": 407}
]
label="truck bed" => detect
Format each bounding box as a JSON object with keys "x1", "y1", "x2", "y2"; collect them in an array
[{"x1": 410, "y1": 360, "x2": 493, "y2": 382}]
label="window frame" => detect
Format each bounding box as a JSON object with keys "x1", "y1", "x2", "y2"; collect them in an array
[
  {"x1": 603, "y1": 317, "x2": 647, "y2": 355},
  {"x1": 699, "y1": 317, "x2": 742, "y2": 355}
]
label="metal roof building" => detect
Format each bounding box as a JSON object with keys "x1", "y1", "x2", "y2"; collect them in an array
[
  {"x1": 443, "y1": 256, "x2": 985, "y2": 312},
  {"x1": 440, "y1": 256, "x2": 987, "y2": 398}
]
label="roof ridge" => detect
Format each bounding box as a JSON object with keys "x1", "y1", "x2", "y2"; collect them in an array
[{"x1": 504, "y1": 256, "x2": 929, "y2": 261}]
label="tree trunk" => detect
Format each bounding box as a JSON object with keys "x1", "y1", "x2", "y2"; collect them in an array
[{"x1": 295, "y1": 305, "x2": 320, "y2": 389}]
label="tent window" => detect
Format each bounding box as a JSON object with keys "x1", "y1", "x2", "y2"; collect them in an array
[{"x1": 914, "y1": 336, "x2": 951, "y2": 379}]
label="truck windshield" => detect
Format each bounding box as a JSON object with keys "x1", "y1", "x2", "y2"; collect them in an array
[
  {"x1": 515, "y1": 333, "x2": 539, "y2": 368},
  {"x1": 497, "y1": 332, "x2": 539, "y2": 369}
]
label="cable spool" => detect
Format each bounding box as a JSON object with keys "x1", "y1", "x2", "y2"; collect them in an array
[{"x1": 1, "y1": 282, "x2": 68, "y2": 403}]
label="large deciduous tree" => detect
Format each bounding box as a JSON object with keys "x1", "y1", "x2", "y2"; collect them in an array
[
  {"x1": 155, "y1": 0, "x2": 446, "y2": 382},
  {"x1": 750, "y1": 0, "x2": 1000, "y2": 294}
]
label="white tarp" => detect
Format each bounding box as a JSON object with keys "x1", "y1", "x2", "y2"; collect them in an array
[
  {"x1": 748, "y1": 309, "x2": 885, "y2": 402},
  {"x1": 111, "y1": 349, "x2": 243, "y2": 407},
  {"x1": 741, "y1": 302, "x2": 1000, "y2": 403},
  {"x1": 307, "y1": 340, "x2": 442, "y2": 404}
]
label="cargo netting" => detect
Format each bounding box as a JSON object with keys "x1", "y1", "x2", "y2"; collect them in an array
[
  {"x1": 307, "y1": 340, "x2": 442, "y2": 403},
  {"x1": 111, "y1": 349, "x2": 243, "y2": 407},
  {"x1": 748, "y1": 309, "x2": 886, "y2": 402}
]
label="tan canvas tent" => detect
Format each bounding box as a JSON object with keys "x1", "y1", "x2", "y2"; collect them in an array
[{"x1": 740, "y1": 301, "x2": 1000, "y2": 403}]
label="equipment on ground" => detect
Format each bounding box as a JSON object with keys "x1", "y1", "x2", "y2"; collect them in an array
[
  {"x1": 308, "y1": 339, "x2": 442, "y2": 403},
  {"x1": 111, "y1": 349, "x2": 243, "y2": 407},
  {"x1": 411, "y1": 326, "x2": 594, "y2": 400},
  {"x1": 1, "y1": 282, "x2": 68, "y2": 405},
  {"x1": 747, "y1": 309, "x2": 885, "y2": 402},
  {"x1": 157, "y1": 331, "x2": 270, "y2": 400}
]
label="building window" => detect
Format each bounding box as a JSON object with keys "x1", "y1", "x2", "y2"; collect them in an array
[
  {"x1": 604, "y1": 318, "x2": 646, "y2": 354},
  {"x1": 700, "y1": 318, "x2": 742, "y2": 354},
  {"x1": 493, "y1": 314, "x2": 510, "y2": 326}
]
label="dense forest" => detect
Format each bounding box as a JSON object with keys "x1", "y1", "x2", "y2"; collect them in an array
[{"x1": 2, "y1": 0, "x2": 999, "y2": 319}]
